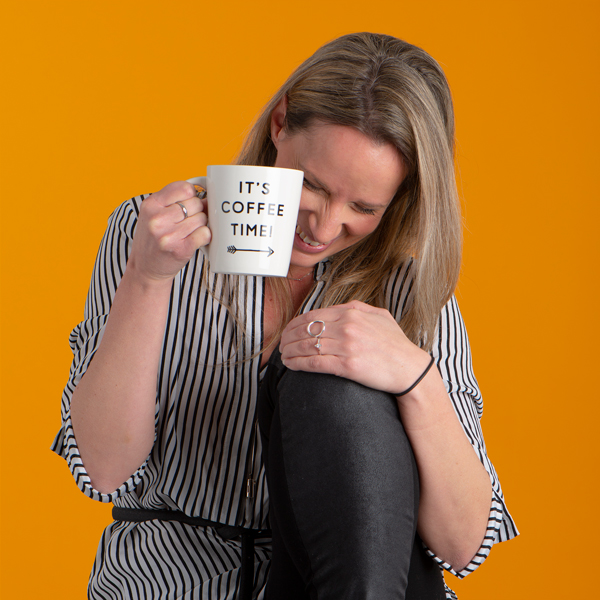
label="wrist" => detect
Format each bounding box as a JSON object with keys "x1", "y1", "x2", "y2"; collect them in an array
[
  {"x1": 395, "y1": 365, "x2": 452, "y2": 431},
  {"x1": 392, "y1": 355, "x2": 435, "y2": 397},
  {"x1": 123, "y1": 258, "x2": 177, "y2": 292}
]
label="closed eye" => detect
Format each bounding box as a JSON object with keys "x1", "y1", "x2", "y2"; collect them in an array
[
  {"x1": 302, "y1": 178, "x2": 322, "y2": 193},
  {"x1": 303, "y1": 176, "x2": 380, "y2": 215},
  {"x1": 355, "y1": 205, "x2": 377, "y2": 216}
]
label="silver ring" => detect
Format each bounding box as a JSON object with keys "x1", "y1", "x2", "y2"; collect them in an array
[
  {"x1": 176, "y1": 201, "x2": 188, "y2": 219},
  {"x1": 307, "y1": 320, "x2": 325, "y2": 338},
  {"x1": 307, "y1": 320, "x2": 325, "y2": 354}
]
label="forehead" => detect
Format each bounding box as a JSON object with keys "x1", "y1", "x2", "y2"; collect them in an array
[{"x1": 286, "y1": 123, "x2": 407, "y2": 204}]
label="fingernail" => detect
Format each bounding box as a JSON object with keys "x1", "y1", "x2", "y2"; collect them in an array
[{"x1": 194, "y1": 185, "x2": 207, "y2": 199}]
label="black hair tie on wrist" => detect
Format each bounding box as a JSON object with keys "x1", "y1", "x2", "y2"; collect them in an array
[{"x1": 393, "y1": 355, "x2": 436, "y2": 397}]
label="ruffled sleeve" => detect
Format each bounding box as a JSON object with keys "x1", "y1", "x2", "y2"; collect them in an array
[
  {"x1": 50, "y1": 195, "x2": 155, "y2": 503},
  {"x1": 425, "y1": 295, "x2": 519, "y2": 577},
  {"x1": 384, "y1": 266, "x2": 518, "y2": 579}
]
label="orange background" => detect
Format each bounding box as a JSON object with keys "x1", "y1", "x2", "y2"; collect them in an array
[{"x1": 1, "y1": 1, "x2": 598, "y2": 598}]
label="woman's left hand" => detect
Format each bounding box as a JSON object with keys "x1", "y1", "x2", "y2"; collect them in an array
[{"x1": 280, "y1": 301, "x2": 432, "y2": 395}]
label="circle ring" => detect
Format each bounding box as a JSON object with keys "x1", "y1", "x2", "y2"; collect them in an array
[{"x1": 307, "y1": 320, "x2": 326, "y2": 338}]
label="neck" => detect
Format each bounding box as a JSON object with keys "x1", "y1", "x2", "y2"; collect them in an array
[{"x1": 287, "y1": 266, "x2": 314, "y2": 281}]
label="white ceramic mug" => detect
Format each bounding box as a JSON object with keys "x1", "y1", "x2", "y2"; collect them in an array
[{"x1": 188, "y1": 165, "x2": 304, "y2": 277}]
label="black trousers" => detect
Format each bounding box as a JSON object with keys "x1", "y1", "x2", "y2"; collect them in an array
[{"x1": 258, "y1": 350, "x2": 446, "y2": 600}]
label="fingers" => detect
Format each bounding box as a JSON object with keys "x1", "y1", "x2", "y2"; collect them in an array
[
  {"x1": 287, "y1": 301, "x2": 389, "y2": 330},
  {"x1": 145, "y1": 182, "x2": 210, "y2": 230},
  {"x1": 130, "y1": 181, "x2": 213, "y2": 281},
  {"x1": 150, "y1": 180, "x2": 198, "y2": 208},
  {"x1": 142, "y1": 180, "x2": 209, "y2": 235},
  {"x1": 280, "y1": 316, "x2": 357, "y2": 370},
  {"x1": 169, "y1": 196, "x2": 206, "y2": 224},
  {"x1": 280, "y1": 302, "x2": 428, "y2": 395},
  {"x1": 282, "y1": 352, "x2": 344, "y2": 376},
  {"x1": 280, "y1": 306, "x2": 349, "y2": 347},
  {"x1": 150, "y1": 181, "x2": 207, "y2": 222},
  {"x1": 281, "y1": 324, "x2": 351, "y2": 367},
  {"x1": 183, "y1": 219, "x2": 212, "y2": 248},
  {"x1": 166, "y1": 194, "x2": 210, "y2": 248},
  {"x1": 281, "y1": 302, "x2": 390, "y2": 347},
  {"x1": 280, "y1": 302, "x2": 404, "y2": 381}
]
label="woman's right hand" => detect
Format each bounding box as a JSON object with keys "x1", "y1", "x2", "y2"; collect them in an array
[{"x1": 128, "y1": 180, "x2": 211, "y2": 282}]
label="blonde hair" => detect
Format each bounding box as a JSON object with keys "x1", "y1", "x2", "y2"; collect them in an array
[{"x1": 228, "y1": 32, "x2": 461, "y2": 351}]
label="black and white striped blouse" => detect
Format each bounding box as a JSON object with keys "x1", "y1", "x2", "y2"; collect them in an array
[{"x1": 52, "y1": 194, "x2": 518, "y2": 600}]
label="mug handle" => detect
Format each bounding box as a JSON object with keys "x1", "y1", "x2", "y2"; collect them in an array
[{"x1": 187, "y1": 176, "x2": 209, "y2": 256}]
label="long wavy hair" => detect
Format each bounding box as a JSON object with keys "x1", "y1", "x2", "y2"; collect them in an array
[{"x1": 224, "y1": 32, "x2": 461, "y2": 351}]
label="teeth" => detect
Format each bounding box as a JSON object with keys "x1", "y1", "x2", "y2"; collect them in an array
[{"x1": 296, "y1": 225, "x2": 322, "y2": 247}]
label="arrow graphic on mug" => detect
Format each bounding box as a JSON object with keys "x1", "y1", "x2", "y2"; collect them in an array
[{"x1": 227, "y1": 245, "x2": 275, "y2": 257}]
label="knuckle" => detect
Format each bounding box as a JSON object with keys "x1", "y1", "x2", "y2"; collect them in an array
[
  {"x1": 167, "y1": 180, "x2": 187, "y2": 191},
  {"x1": 180, "y1": 181, "x2": 195, "y2": 198},
  {"x1": 330, "y1": 360, "x2": 345, "y2": 378},
  {"x1": 159, "y1": 181, "x2": 193, "y2": 202},
  {"x1": 302, "y1": 338, "x2": 316, "y2": 353},
  {"x1": 199, "y1": 226, "x2": 212, "y2": 245},
  {"x1": 154, "y1": 183, "x2": 174, "y2": 199},
  {"x1": 158, "y1": 233, "x2": 176, "y2": 253},
  {"x1": 345, "y1": 355, "x2": 361, "y2": 373},
  {"x1": 341, "y1": 322, "x2": 358, "y2": 340},
  {"x1": 147, "y1": 217, "x2": 164, "y2": 237},
  {"x1": 139, "y1": 198, "x2": 158, "y2": 218},
  {"x1": 307, "y1": 355, "x2": 321, "y2": 370},
  {"x1": 341, "y1": 307, "x2": 359, "y2": 322}
]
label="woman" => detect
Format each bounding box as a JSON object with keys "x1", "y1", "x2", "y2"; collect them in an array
[{"x1": 52, "y1": 32, "x2": 517, "y2": 600}]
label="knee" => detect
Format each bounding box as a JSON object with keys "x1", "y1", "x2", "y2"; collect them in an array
[
  {"x1": 279, "y1": 369, "x2": 398, "y2": 424},
  {"x1": 277, "y1": 369, "x2": 410, "y2": 455}
]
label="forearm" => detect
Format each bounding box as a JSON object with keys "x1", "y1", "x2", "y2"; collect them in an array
[
  {"x1": 397, "y1": 367, "x2": 492, "y2": 572},
  {"x1": 70, "y1": 262, "x2": 174, "y2": 494}
]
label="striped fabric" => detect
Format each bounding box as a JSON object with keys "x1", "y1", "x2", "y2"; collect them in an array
[{"x1": 52, "y1": 194, "x2": 518, "y2": 600}]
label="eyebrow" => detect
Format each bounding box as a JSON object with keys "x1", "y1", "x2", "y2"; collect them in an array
[{"x1": 300, "y1": 165, "x2": 392, "y2": 209}]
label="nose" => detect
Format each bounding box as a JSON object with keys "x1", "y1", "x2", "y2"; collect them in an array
[{"x1": 309, "y1": 203, "x2": 344, "y2": 244}]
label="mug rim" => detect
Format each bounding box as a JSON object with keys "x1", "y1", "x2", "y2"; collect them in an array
[{"x1": 206, "y1": 164, "x2": 304, "y2": 175}]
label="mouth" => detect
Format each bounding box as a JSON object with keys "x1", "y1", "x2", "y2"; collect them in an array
[{"x1": 295, "y1": 224, "x2": 323, "y2": 247}]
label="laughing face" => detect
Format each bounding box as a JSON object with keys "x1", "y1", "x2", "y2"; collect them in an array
[{"x1": 271, "y1": 106, "x2": 407, "y2": 275}]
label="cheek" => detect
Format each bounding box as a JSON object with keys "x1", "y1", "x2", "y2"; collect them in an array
[
  {"x1": 298, "y1": 192, "x2": 309, "y2": 211},
  {"x1": 346, "y1": 217, "x2": 383, "y2": 240},
  {"x1": 297, "y1": 189, "x2": 321, "y2": 213}
]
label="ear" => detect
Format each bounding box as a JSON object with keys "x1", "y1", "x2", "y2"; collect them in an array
[{"x1": 270, "y1": 95, "x2": 288, "y2": 147}]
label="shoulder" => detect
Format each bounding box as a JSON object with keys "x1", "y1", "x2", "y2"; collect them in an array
[{"x1": 103, "y1": 194, "x2": 149, "y2": 237}]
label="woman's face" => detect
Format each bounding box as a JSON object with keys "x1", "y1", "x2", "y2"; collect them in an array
[{"x1": 272, "y1": 120, "x2": 407, "y2": 272}]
